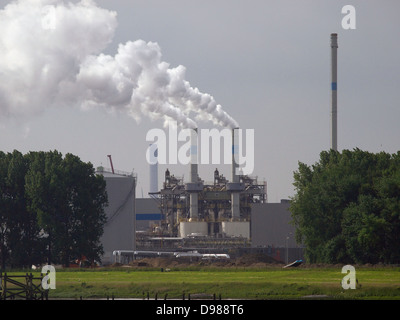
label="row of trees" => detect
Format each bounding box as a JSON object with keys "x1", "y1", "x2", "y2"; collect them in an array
[
  {"x1": 0, "y1": 150, "x2": 108, "y2": 269},
  {"x1": 290, "y1": 148, "x2": 400, "y2": 264}
]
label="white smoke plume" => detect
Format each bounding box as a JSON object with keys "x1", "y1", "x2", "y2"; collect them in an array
[{"x1": 0, "y1": 0, "x2": 238, "y2": 129}]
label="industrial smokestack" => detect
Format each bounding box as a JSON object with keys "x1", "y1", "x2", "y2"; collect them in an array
[
  {"x1": 331, "y1": 33, "x2": 338, "y2": 151},
  {"x1": 231, "y1": 128, "x2": 239, "y2": 183},
  {"x1": 189, "y1": 128, "x2": 200, "y2": 220},
  {"x1": 190, "y1": 128, "x2": 199, "y2": 184},
  {"x1": 231, "y1": 127, "x2": 240, "y2": 220},
  {"x1": 149, "y1": 144, "x2": 158, "y2": 194}
]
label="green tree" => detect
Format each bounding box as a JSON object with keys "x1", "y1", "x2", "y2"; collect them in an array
[
  {"x1": 6, "y1": 150, "x2": 41, "y2": 268},
  {"x1": 0, "y1": 151, "x2": 40, "y2": 269},
  {"x1": 342, "y1": 153, "x2": 400, "y2": 264},
  {"x1": 0, "y1": 151, "x2": 11, "y2": 269},
  {"x1": 56, "y1": 153, "x2": 107, "y2": 266},
  {"x1": 25, "y1": 151, "x2": 107, "y2": 266},
  {"x1": 290, "y1": 149, "x2": 400, "y2": 264},
  {"x1": 342, "y1": 195, "x2": 388, "y2": 264},
  {"x1": 25, "y1": 151, "x2": 63, "y2": 264}
]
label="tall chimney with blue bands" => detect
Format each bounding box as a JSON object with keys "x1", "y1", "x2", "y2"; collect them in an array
[{"x1": 331, "y1": 33, "x2": 338, "y2": 151}]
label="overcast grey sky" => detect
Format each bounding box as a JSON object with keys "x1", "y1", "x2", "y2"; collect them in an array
[{"x1": 0, "y1": 0, "x2": 399, "y2": 202}]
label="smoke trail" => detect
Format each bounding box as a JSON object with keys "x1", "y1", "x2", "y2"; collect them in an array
[{"x1": 0, "y1": 0, "x2": 238, "y2": 129}]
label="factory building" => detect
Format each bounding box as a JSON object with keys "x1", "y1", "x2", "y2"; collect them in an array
[
  {"x1": 251, "y1": 201, "x2": 304, "y2": 263},
  {"x1": 96, "y1": 128, "x2": 304, "y2": 264},
  {"x1": 158, "y1": 128, "x2": 265, "y2": 240},
  {"x1": 96, "y1": 165, "x2": 304, "y2": 265},
  {"x1": 152, "y1": 167, "x2": 266, "y2": 241}
]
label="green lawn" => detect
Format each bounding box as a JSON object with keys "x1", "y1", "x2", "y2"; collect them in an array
[{"x1": 22, "y1": 266, "x2": 399, "y2": 300}]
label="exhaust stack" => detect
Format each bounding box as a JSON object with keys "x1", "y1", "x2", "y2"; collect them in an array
[
  {"x1": 190, "y1": 128, "x2": 198, "y2": 184},
  {"x1": 231, "y1": 128, "x2": 239, "y2": 184},
  {"x1": 149, "y1": 144, "x2": 158, "y2": 194},
  {"x1": 331, "y1": 33, "x2": 338, "y2": 151},
  {"x1": 229, "y1": 127, "x2": 242, "y2": 220},
  {"x1": 187, "y1": 128, "x2": 202, "y2": 220}
]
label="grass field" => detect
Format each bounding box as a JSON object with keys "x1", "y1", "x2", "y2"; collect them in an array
[{"x1": 8, "y1": 265, "x2": 398, "y2": 300}]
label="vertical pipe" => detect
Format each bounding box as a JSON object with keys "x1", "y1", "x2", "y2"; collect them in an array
[
  {"x1": 231, "y1": 128, "x2": 239, "y2": 183},
  {"x1": 149, "y1": 144, "x2": 158, "y2": 193},
  {"x1": 132, "y1": 175, "x2": 136, "y2": 251},
  {"x1": 331, "y1": 33, "x2": 338, "y2": 151},
  {"x1": 189, "y1": 193, "x2": 198, "y2": 220},
  {"x1": 190, "y1": 129, "x2": 198, "y2": 183},
  {"x1": 231, "y1": 193, "x2": 240, "y2": 220},
  {"x1": 231, "y1": 128, "x2": 240, "y2": 220},
  {"x1": 189, "y1": 128, "x2": 198, "y2": 220}
]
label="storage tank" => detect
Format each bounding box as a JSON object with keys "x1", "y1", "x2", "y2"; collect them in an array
[{"x1": 97, "y1": 169, "x2": 136, "y2": 265}]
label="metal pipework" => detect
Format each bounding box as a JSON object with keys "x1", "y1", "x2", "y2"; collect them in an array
[{"x1": 331, "y1": 33, "x2": 338, "y2": 151}]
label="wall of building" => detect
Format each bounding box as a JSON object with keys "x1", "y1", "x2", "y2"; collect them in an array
[
  {"x1": 251, "y1": 201, "x2": 304, "y2": 262},
  {"x1": 100, "y1": 172, "x2": 136, "y2": 265},
  {"x1": 136, "y1": 198, "x2": 162, "y2": 231},
  {"x1": 251, "y1": 201, "x2": 298, "y2": 248}
]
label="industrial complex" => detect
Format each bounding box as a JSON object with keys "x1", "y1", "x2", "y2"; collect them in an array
[
  {"x1": 97, "y1": 128, "x2": 303, "y2": 266},
  {"x1": 97, "y1": 164, "x2": 303, "y2": 266},
  {"x1": 96, "y1": 33, "x2": 340, "y2": 266}
]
